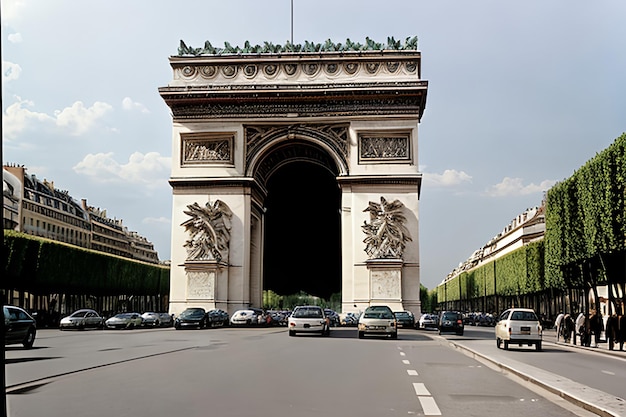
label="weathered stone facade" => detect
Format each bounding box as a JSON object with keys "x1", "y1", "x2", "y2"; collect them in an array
[{"x1": 160, "y1": 40, "x2": 428, "y2": 316}]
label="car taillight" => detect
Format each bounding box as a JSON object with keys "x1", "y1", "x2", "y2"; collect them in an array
[{"x1": 457, "y1": 319, "x2": 462, "y2": 324}]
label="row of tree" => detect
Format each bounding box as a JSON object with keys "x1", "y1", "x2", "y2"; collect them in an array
[{"x1": 436, "y1": 133, "x2": 625, "y2": 316}]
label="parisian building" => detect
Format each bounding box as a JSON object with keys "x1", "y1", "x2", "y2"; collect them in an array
[{"x1": 3, "y1": 164, "x2": 160, "y2": 264}]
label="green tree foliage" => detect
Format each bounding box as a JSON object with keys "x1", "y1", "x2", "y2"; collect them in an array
[{"x1": 3, "y1": 231, "x2": 169, "y2": 296}]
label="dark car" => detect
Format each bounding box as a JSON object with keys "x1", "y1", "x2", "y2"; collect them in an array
[
  {"x1": 4, "y1": 305, "x2": 37, "y2": 349},
  {"x1": 207, "y1": 309, "x2": 229, "y2": 327},
  {"x1": 438, "y1": 311, "x2": 464, "y2": 336},
  {"x1": 175, "y1": 308, "x2": 207, "y2": 330},
  {"x1": 394, "y1": 311, "x2": 415, "y2": 328}
]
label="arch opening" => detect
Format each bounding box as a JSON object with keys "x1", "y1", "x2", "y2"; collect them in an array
[{"x1": 262, "y1": 156, "x2": 341, "y2": 303}]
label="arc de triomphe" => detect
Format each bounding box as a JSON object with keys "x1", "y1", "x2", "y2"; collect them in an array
[{"x1": 159, "y1": 38, "x2": 428, "y2": 316}]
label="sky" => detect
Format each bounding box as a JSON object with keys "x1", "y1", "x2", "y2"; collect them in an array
[{"x1": 2, "y1": 0, "x2": 625, "y2": 291}]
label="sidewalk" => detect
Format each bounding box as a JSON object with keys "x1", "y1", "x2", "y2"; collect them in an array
[{"x1": 543, "y1": 328, "x2": 626, "y2": 359}]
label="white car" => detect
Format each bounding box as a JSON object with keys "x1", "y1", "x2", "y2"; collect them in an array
[
  {"x1": 59, "y1": 309, "x2": 104, "y2": 330},
  {"x1": 288, "y1": 305, "x2": 330, "y2": 337},
  {"x1": 418, "y1": 313, "x2": 438, "y2": 329},
  {"x1": 230, "y1": 308, "x2": 265, "y2": 326},
  {"x1": 358, "y1": 305, "x2": 397, "y2": 339},
  {"x1": 105, "y1": 312, "x2": 143, "y2": 329},
  {"x1": 495, "y1": 308, "x2": 543, "y2": 351}
]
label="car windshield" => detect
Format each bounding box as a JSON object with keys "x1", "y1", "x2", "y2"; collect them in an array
[
  {"x1": 115, "y1": 313, "x2": 134, "y2": 319},
  {"x1": 442, "y1": 313, "x2": 459, "y2": 320},
  {"x1": 71, "y1": 311, "x2": 89, "y2": 318},
  {"x1": 395, "y1": 312, "x2": 410, "y2": 318},
  {"x1": 364, "y1": 309, "x2": 394, "y2": 319},
  {"x1": 181, "y1": 309, "x2": 204, "y2": 318},
  {"x1": 293, "y1": 308, "x2": 323, "y2": 318},
  {"x1": 511, "y1": 311, "x2": 538, "y2": 321}
]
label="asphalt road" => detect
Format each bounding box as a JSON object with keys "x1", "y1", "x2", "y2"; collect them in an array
[{"x1": 4, "y1": 326, "x2": 612, "y2": 417}]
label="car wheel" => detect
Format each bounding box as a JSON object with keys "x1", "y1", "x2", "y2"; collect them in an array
[
  {"x1": 390, "y1": 332, "x2": 398, "y2": 340},
  {"x1": 503, "y1": 340, "x2": 509, "y2": 350},
  {"x1": 536, "y1": 341, "x2": 542, "y2": 351},
  {"x1": 22, "y1": 328, "x2": 36, "y2": 349},
  {"x1": 496, "y1": 338, "x2": 501, "y2": 349},
  {"x1": 457, "y1": 331, "x2": 464, "y2": 336},
  {"x1": 289, "y1": 330, "x2": 295, "y2": 337},
  {"x1": 358, "y1": 331, "x2": 365, "y2": 339}
]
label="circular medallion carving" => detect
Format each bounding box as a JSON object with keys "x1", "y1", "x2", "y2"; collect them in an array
[
  {"x1": 302, "y1": 63, "x2": 319, "y2": 76},
  {"x1": 243, "y1": 65, "x2": 257, "y2": 78},
  {"x1": 365, "y1": 62, "x2": 380, "y2": 74},
  {"x1": 284, "y1": 63, "x2": 298, "y2": 76},
  {"x1": 386, "y1": 62, "x2": 400, "y2": 73},
  {"x1": 263, "y1": 64, "x2": 278, "y2": 77},
  {"x1": 405, "y1": 61, "x2": 417, "y2": 73},
  {"x1": 200, "y1": 66, "x2": 217, "y2": 78},
  {"x1": 324, "y1": 63, "x2": 339, "y2": 75},
  {"x1": 343, "y1": 62, "x2": 359, "y2": 75},
  {"x1": 222, "y1": 65, "x2": 238, "y2": 78},
  {"x1": 181, "y1": 65, "x2": 197, "y2": 78}
]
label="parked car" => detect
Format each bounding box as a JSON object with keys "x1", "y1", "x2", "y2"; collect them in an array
[
  {"x1": 174, "y1": 308, "x2": 208, "y2": 330},
  {"x1": 157, "y1": 312, "x2": 174, "y2": 327},
  {"x1": 394, "y1": 311, "x2": 415, "y2": 328},
  {"x1": 418, "y1": 313, "x2": 438, "y2": 330},
  {"x1": 141, "y1": 312, "x2": 162, "y2": 327},
  {"x1": 324, "y1": 309, "x2": 341, "y2": 327},
  {"x1": 105, "y1": 312, "x2": 143, "y2": 329},
  {"x1": 59, "y1": 309, "x2": 105, "y2": 330},
  {"x1": 495, "y1": 308, "x2": 543, "y2": 351},
  {"x1": 288, "y1": 305, "x2": 330, "y2": 337},
  {"x1": 207, "y1": 309, "x2": 229, "y2": 327},
  {"x1": 358, "y1": 305, "x2": 397, "y2": 339},
  {"x1": 438, "y1": 311, "x2": 464, "y2": 335},
  {"x1": 230, "y1": 308, "x2": 265, "y2": 326},
  {"x1": 341, "y1": 312, "x2": 359, "y2": 326},
  {"x1": 4, "y1": 305, "x2": 37, "y2": 349}
]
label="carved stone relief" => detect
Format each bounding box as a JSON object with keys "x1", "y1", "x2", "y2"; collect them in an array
[
  {"x1": 359, "y1": 133, "x2": 411, "y2": 162},
  {"x1": 181, "y1": 133, "x2": 234, "y2": 165},
  {"x1": 186, "y1": 270, "x2": 215, "y2": 299},
  {"x1": 362, "y1": 197, "x2": 412, "y2": 259},
  {"x1": 181, "y1": 200, "x2": 233, "y2": 262},
  {"x1": 371, "y1": 270, "x2": 401, "y2": 299}
]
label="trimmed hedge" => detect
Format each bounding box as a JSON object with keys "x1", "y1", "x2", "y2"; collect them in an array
[{"x1": 3, "y1": 230, "x2": 170, "y2": 296}]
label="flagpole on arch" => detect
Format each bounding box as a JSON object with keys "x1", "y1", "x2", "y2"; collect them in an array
[{"x1": 290, "y1": 0, "x2": 294, "y2": 44}]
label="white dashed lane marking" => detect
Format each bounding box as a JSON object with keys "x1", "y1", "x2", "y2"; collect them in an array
[
  {"x1": 407, "y1": 370, "x2": 418, "y2": 376},
  {"x1": 413, "y1": 383, "x2": 431, "y2": 396},
  {"x1": 418, "y1": 396, "x2": 442, "y2": 415},
  {"x1": 402, "y1": 359, "x2": 411, "y2": 365}
]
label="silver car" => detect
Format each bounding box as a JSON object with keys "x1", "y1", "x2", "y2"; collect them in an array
[
  {"x1": 59, "y1": 309, "x2": 104, "y2": 330},
  {"x1": 288, "y1": 306, "x2": 330, "y2": 337},
  {"x1": 358, "y1": 305, "x2": 397, "y2": 339},
  {"x1": 105, "y1": 312, "x2": 143, "y2": 329},
  {"x1": 495, "y1": 308, "x2": 543, "y2": 351}
]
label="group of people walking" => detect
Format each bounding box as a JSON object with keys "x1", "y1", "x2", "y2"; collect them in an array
[{"x1": 554, "y1": 310, "x2": 626, "y2": 351}]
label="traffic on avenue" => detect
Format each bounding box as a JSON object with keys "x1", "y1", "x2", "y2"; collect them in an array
[{"x1": 5, "y1": 321, "x2": 625, "y2": 417}]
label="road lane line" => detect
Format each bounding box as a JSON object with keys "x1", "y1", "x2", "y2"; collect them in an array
[
  {"x1": 407, "y1": 370, "x2": 418, "y2": 376},
  {"x1": 412, "y1": 382, "x2": 431, "y2": 396},
  {"x1": 402, "y1": 359, "x2": 410, "y2": 365},
  {"x1": 400, "y1": 352, "x2": 406, "y2": 356},
  {"x1": 418, "y1": 396, "x2": 442, "y2": 415}
]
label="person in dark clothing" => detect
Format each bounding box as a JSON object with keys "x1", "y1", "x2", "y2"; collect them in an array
[
  {"x1": 562, "y1": 314, "x2": 575, "y2": 343},
  {"x1": 618, "y1": 314, "x2": 626, "y2": 351},
  {"x1": 589, "y1": 310, "x2": 603, "y2": 347},
  {"x1": 606, "y1": 314, "x2": 619, "y2": 351}
]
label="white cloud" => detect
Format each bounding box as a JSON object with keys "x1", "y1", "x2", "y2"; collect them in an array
[
  {"x1": 423, "y1": 169, "x2": 473, "y2": 187},
  {"x1": 2, "y1": 97, "x2": 54, "y2": 139},
  {"x1": 8, "y1": 32, "x2": 22, "y2": 43},
  {"x1": 0, "y1": 0, "x2": 26, "y2": 24},
  {"x1": 143, "y1": 216, "x2": 171, "y2": 225},
  {"x1": 54, "y1": 101, "x2": 113, "y2": 136},
  {"x1": 2, "y1": 60, "x2": 22, "y2": 82},
  {"x1": 122, "y1": 97, "x2": 150, "y2": 114},
  {"x1": 73, "y1": 151, "x2": 171, "y2": 188},
  {"x1": 484, "y1": 177, "x2": 557, "y2": 197}
]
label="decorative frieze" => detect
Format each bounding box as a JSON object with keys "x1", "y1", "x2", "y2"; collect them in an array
[
  {"x1": 180, "y1": 133, "x2": 234, "y2": 166},
  {"x1": 358, "y1": 132, "x2": 411, "y2": 163}
]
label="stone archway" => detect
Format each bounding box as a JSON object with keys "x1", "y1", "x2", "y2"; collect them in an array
[{"x1": 159, "y1": 38, "x2": 428, "y2": 316}]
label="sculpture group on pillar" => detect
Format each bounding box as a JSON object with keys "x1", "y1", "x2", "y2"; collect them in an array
[
  {"x1": 181, "y1": 200, "x2": 233, "y2": 263},
  {"x1": 362, "y1": 197, "x2": 412, "y2": 260}
]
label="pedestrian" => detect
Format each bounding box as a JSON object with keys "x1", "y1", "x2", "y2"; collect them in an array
[
  {"x1": 618, "y1": 314, "x2": 626, "y2": 351},
  {"x1": 575, "y1": 312, "x2": 585, "y2": 345},
  {"x1": 582, "y1": 314, "x2": 591, "y2": 347},
  {"x1": 606, "y1": 314, "x2": 618, "y2": 351},
  {"x1": 590, "y1": 310, "x2": 603, "y2": 347},
  {"x1": 554, "y1": 313, "x2": 564, "y2": 342},
  {"x1": 562, "y1": 314, "x2": 575, "y2": 343}
]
